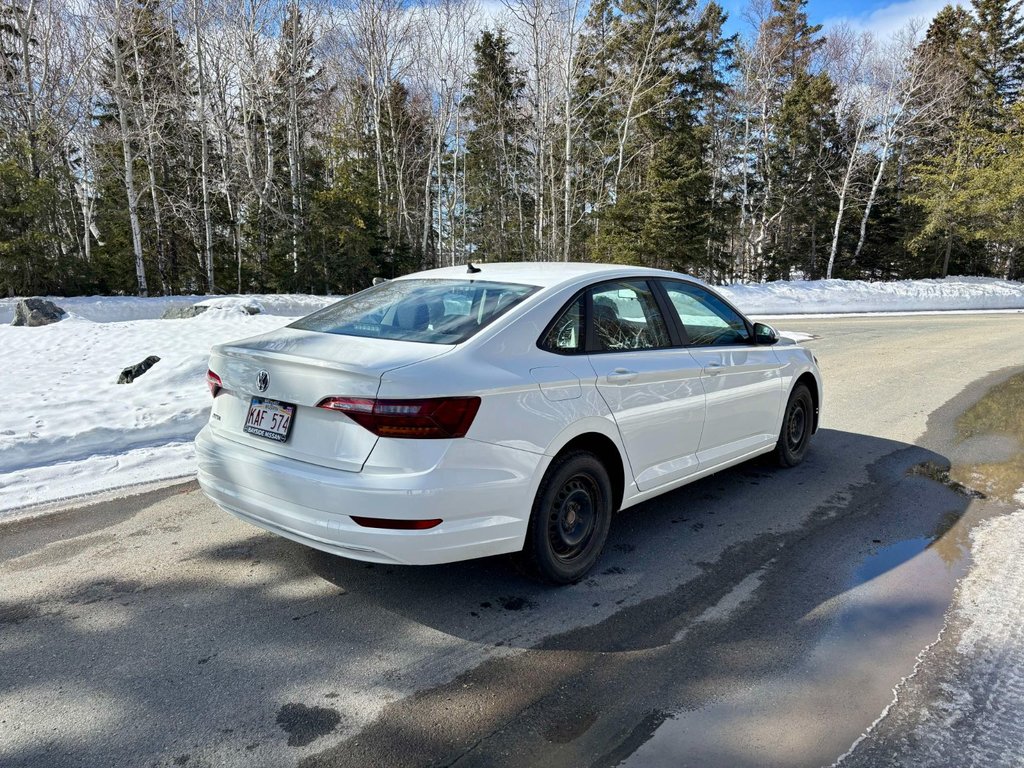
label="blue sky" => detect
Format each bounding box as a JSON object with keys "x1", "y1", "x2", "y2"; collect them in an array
[{"x1": 719, "y1": 0, "x2": 951, "y2": 38}]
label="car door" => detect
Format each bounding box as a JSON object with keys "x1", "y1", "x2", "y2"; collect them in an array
[
  {"x1": 658, "y1": 280, "x2": 784, "y2": 467},
  {"x1": 585, "y1": 279, "x2": 707, "y2": 492}
]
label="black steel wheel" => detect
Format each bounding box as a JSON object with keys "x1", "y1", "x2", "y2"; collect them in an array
[
  {"x1": 775, "y1": 383, "x2": 813, "y2": 467},
  {"x1": 520, "y1": 451, "x2": 613, "y2": 584}
]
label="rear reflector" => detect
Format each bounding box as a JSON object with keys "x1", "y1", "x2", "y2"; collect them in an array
[
  {"x1": 350, "y1": 516, "x2": 442, "y2": 530},
  {"x1": 207, "y1": 369, "x2": 222, "y2": 397},
  {"x1": 317, "y1": 396, "x2": 480, "y2": 439}
]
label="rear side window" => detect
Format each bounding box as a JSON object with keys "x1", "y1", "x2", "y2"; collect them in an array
[
  {"x1": 661, "y1": 280, "x2": 751, "y2": 346},
  {"x1": 541, "y1": 296, "x2": 583, "y2": 353},
  {"x1": 291, "y1": 279, "x2": 538, "y2": 344},
  {"x1": 590, "y1": 281, "x2": 671, "y2": 352}
]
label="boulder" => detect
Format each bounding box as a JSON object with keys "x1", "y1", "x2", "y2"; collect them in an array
[
  {"x1": 195, "y1": 297, "x2": 263, "y2": 314},
  {"x1": 161, "y1": 304, "x2": 208, "y2": 319},
  {"x1": 11, "y1": 298, "x2": 66, "y2": 327},
  {"x1": 117, "y1": 355, "x2": 161, "y2": 384}
]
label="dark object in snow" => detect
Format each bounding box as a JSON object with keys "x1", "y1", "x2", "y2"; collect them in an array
[
  {"x1": 118, "y1": 355, "x2": 161, "y2": 384},
  {"x1": 11, "y1": 298, "x2": 66, "y2": 327},
  {"x1": 161, "y1": 304, "x2": 208, "y2": 319}
]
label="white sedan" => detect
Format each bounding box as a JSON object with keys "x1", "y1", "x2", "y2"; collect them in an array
[{"x1": 197, "y1": 263, "x2": 822, "y2": 583}]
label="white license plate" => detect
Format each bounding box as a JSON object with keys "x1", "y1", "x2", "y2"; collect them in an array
[{"x1": 243, "y1": 397, "x2": 295, "y2": 443}]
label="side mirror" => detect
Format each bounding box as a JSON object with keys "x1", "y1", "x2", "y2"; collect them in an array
[{"x1": 753, "y1": 322, "x2": 779, "y2": 345}]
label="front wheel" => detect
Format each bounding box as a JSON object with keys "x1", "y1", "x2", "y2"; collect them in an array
[
  {"x1": 775, "y1": 383, "x2": 814, "y2": 467},
  {"x1": 519, "y1": 451, "x2": 613, "y2": 584}
]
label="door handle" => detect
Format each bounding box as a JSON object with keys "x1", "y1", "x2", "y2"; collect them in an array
[
  {"x1": 704, "y1": 362, "x2": 724, "y2": 376},
  {"x1": 606, "y1": 368, "x2": 638, "y2": 384}
]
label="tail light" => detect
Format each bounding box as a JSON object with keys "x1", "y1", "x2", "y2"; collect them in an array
[
  {"x1": 351, "y1": 516, "x2": 442, "y2": 530},
  {"x1": 317, "y1": 396, "x2": 480, "y2": 439},
  {"x1": 207, "y1": 369, "x2": 223, "y2": 397}
]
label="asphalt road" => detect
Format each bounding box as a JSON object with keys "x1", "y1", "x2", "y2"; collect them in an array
[{"x1": 2, "y1": 313, "x2": 1023, "y2": 768}]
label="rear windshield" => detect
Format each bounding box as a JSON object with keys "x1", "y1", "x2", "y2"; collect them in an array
[{"x1": 290, "y1": 279, "x2": 539, "y2": 344}]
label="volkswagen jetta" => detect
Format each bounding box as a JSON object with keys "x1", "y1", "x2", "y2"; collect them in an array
[{"x1": 197, "y1": 263, "x2": 822, "y2": 583}]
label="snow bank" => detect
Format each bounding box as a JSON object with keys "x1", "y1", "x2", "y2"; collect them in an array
[
  {"x1": 2, "y1": 277, "x2": 1021, "y2": 326},
  {"x1": 0, "y1": 293, "x2": 337, "y2": 324},
  {"x1": 719, "y1": 276, "x2": 1024, "y2": 316},
  {"x1": 0, "y1": 312, "x2": 294, "y2": 514}
]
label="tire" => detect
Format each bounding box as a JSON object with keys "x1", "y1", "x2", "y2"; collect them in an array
[
  {"x1": 519, "y1": 450, "x2": 613, "y2": 585},
  {"x1": 775, "y1": 383, "x2": 814, "y2": 468}
]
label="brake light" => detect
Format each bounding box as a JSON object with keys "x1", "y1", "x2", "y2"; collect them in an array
[
  {"x1": 206, "y1": 369, "x2": 222, "y2": 397},
  {"x1": 317, "y1": 396, "x2": 480, "y2": 439},
  {"x1": 350, "y1": 516, "x2": 443, "y2": 530}
]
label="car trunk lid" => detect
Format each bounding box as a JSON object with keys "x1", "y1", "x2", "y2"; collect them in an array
[{"x1": 207, "y1": 327, "x2": 453, "y2": 472}]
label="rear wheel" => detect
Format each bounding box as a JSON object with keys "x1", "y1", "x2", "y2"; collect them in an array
[
  {"x1": 519, "y1": 451, "x2": 613, "y2": 584},
  {"x1": 775, "y1": 383, "x2": 813, "y2": 467}
]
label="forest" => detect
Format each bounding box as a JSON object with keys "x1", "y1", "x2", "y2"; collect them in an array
[{"x1": 1, "y1": 0, "x2": 1022, "y2": 297}]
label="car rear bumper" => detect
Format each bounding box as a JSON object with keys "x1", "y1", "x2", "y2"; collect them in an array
[{"x1": 195, "y1": 426, "x2": 542, "y2": 565}]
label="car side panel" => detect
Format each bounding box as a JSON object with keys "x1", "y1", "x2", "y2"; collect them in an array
[
  {"x1": 588, "y1": 348, "x2": 707, "y2": 491},
  {"x1": 688, "y1": 345, "x2": 785, "y2": 466}
]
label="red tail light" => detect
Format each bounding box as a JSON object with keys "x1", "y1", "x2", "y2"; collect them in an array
[
  {"x1": 350, "y1": 516, "x2": 442, "y2": 530},
  {"x1": 207, "y1": 369, "x2": 223, "y2": 397},
  {"x1": 317, "y1": 396, "x2": 481, "y2": 439}
]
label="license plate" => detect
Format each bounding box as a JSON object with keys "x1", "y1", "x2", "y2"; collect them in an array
[{"x1": 243, "y1": 397, "x2": 295, "y2": 443}]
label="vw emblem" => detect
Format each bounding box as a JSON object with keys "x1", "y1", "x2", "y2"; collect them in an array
[{"x1": 256, "y1": 370, "x2": 270, "y2": 392}]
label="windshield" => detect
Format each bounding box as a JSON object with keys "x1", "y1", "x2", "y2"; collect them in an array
[{"x1": 290, "y1": 279, "x2": 539, "y2": 344}]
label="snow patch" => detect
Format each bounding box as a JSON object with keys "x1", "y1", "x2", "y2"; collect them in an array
[
  {"x1": 719, "y1": 276, "x2": 1024, "y2": 316},
  {"x1": 0, "y1": 312, "x2": 294, "y2": 515},
  {"x1": 0, "y1": 294, "x2": 337, "y2": 324}
]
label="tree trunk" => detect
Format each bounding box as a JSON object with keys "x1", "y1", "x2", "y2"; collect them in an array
[
  {"x1": 111, "y1": 30, "x2": 148, "y2": 296},
  {"x1": 194, "y1": 0, "x2": 215, "y2": 292}
]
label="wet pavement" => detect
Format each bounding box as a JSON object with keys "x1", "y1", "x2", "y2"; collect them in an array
[{"x1": 2, "y1": 314, "x2": 1024, "y2": 768}]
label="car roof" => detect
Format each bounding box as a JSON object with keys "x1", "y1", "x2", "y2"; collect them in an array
[{"x1": 396, "y1": 262, "x2": 705, "y2": 291}]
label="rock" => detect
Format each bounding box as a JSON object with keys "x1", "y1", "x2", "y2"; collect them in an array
[
  {"x1": 11, "y1": 298, "x2": 66, "y2": 327},
  {"x1": 161, "y1": 304, "x2": 208, "y2": 319},
  {"x1": 118, "y1": 355, "x2": 161, "y2": 384},
  {"x1": 195, "y1": 297, "x2": 263, "y2": 315}
]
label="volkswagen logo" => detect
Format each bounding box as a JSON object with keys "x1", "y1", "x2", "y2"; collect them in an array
[{"x1": 256, "y1": 370, "x2": 270, "y2": 392}]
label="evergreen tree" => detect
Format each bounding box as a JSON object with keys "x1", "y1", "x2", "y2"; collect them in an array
[
  {"x1": 0, "y1": 0, "x2": 84, "y2": 295},
  {"x1": 969, "y1": 0, "x2": 1024, "y2": 109},
  {"x1": 759, "y1": 0, "x2": 839, "y2": 279},
  {"x1": 463, "y1": 30, "x2": 530, "y2": 261},
  {"x1": 595, "y1": 0, "x2": 735, "y2": 275}
]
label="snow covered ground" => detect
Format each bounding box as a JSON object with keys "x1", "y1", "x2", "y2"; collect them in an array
[
  {"x1": 721, "y1": 275, "x2": 1024, "y2": 316},
  {"x1": 1, "y1": 275, "x2": 1022, "y2": 516}
]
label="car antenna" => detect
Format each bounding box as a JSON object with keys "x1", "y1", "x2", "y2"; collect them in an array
[{"x1": 466, "y1": 262, "x2": 482, "y2": 274}]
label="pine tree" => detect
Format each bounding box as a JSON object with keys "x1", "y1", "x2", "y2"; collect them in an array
[
  {"x1": 969, "y1": 0, "x2": 1024, "y2": 109},
  {"x1": 463, "y1": 30, "x2": 530, "y2": 261},
  {"x1": 757, "y1": 0, "x2": 839, "y2": 279},
  {"x1": 596, "y1": 0, "x2": 738, "y2": 275},
  {"x1": 905, "y1": 7, "x2": 979, "y2": 277}
]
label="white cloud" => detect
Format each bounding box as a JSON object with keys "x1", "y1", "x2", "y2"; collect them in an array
[{"x1": 822, "y1": 0, "x2": 950, "y2": 41}]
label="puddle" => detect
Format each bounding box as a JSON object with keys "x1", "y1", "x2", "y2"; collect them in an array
[
  {"x1": 851, "y1": 538, "x2": 931, "y2": 585},
  {"x1": 619, "y1": 376, "x2": 1024, "y2": 768},
  {"x1": 951, "y1": 371, "x2": 1024, "y2": 502},
  {"x1": 621, "y1": 524, "x2": 974, "y2": 768}
]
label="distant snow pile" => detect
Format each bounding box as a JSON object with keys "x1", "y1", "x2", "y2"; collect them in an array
[
  {"x1": 0, "y1": 293, "x2": 337, "y2": 325},
  {"x1": 720, "y1": 276, "x2": 1024, "y2": 316}
]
